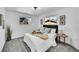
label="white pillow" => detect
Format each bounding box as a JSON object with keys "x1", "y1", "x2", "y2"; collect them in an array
[
  {"x1": 40, "y1": 27, "x2": 45, "y2": 33},
  {"x1": 44, "y1": 28, "x2": 51, "y2": 33},
  {"x1": 51, "y1": 29, "x2": 56, "y2": 34}
]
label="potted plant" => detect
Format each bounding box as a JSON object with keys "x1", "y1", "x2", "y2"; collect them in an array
[{"x1": 6, "y1": 25, "x2": 12, "y2": 41}]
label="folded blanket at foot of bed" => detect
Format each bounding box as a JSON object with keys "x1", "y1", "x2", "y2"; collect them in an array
[{"x1": 33, "y1": 33, "x2": 48, "y2": 40}]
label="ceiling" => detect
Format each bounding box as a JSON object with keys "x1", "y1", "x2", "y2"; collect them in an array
[{"x1": 5, "y1": 7, "x2": 65, "y2": 16}]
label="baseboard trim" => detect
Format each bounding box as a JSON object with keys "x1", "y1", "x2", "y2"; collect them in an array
[{"x1": 12, "y1": 36, "x2": 24, "y2": 40}]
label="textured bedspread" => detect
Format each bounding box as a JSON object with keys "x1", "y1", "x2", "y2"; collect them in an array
[{"x1": 24, "y1": 33, "x2": 57, "y2": 52}]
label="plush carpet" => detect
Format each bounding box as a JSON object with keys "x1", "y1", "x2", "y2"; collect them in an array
[{"x1": 2, "y1": 37, "x2": 79, "y2": 52}]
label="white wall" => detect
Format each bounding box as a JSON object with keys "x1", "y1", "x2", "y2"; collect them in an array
[
  {"x1": 5, "y1": 10, "x2": 39, "y2": 39},
  {"x1": 39, "y1": 8, "x2": 79, "y2": 49},
  {"x1": 31, "y1": 15, "x2": 40, "y2": 28},
  {"x1": 0, "y1": 7, "x2": 5, "y2": 51}
]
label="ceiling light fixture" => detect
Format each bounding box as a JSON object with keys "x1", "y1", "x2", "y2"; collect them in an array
[{"x1": 34, "y1": 7, "x2": 38, "y2": 10}]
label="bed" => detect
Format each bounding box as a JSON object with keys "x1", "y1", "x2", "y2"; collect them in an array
[{"x1": 24, "y1": 25, "x2": 58, "y2": 52}]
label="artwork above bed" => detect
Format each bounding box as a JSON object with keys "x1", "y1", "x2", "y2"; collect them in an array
[
  {"x1": 44, "y1": 20, "x2": 57, "y2": 25},
  {"x1": 40, "y1": 16, "x2": 58, "y2": 25}
]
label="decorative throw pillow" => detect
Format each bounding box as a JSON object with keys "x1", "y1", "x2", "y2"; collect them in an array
[
  {"x1": 44, "y1": 28, "x2": 51, "y2": 33},
  {"x1": 39, "y1": 27, "x2": 45, "y2": 33},
  {"x1": 50, "y1": 29, "x2": 56, "y2": 34}
]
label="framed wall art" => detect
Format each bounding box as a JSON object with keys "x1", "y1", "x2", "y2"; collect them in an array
[
  {"x1": 19, "y1": 17, "x2": 31, "y2": 24},
  {"x1": 60, "y1": 15, "x2": 66, "y2": 25},
  {"x1": 0, "y1": 14, "x2": 2, "y2": 26}
]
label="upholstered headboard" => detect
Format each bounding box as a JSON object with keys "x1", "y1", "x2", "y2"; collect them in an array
[{"x1": 43, "y1": 25, "x2": 58, "y2": 33}]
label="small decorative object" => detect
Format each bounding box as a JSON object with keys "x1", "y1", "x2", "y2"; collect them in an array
[
  {"x1": 0, "y1": 14, "x2": 2, "y2": 26},
  {"x1": 19, "y1": 17, "x2": 31, "y2": 24},
  {"x1": 60, "y1": 15, "x2": 65, "y2": 25},
  {"x1": 6, "y1": 25, "x2": 12, "y2": 41},
  {"x1": 32, "y1": 30, "x2": 37, "y2": 34}
]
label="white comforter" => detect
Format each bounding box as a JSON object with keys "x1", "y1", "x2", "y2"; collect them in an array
[{"x1": 24, "y1": 33, "x2": 57, "y2": 52}]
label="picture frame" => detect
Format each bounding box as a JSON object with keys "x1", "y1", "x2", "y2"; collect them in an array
[
  {"x1": 60, "y1": 15, "x2": 66, "y2": 25},
  {"x1": 43, "y1": 16, "x2": 58, "y2": 25},
  {"x1": 0, "y1": 14, "x2": 2, "y2": 26},
  {"x1": 19, "y1": 17, "x2": 31, "y2": 24}
]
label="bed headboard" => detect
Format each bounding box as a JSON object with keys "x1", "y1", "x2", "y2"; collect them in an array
[{"x1": 43, "y1": 25, "x2": 58, "y2": 33}]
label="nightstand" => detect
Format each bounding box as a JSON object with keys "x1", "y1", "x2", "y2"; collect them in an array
[{"x1": 57, "y1": 32, "x2": 68, "y2": 45}]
